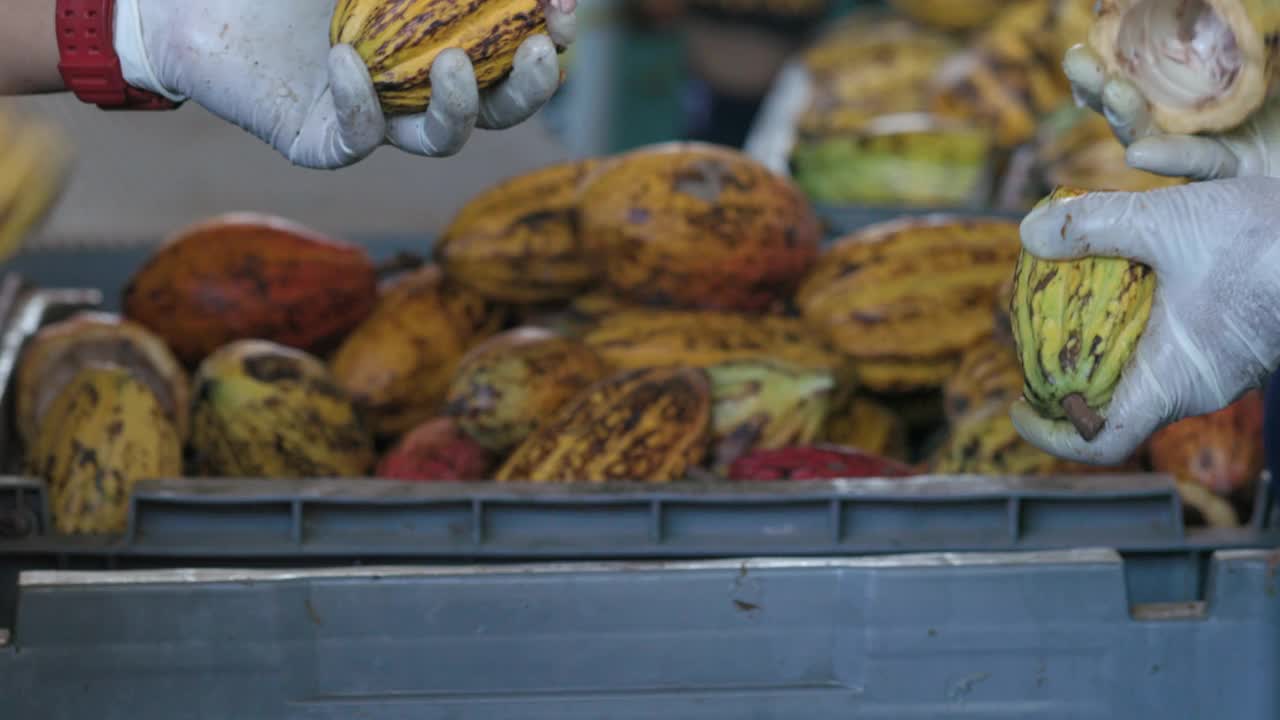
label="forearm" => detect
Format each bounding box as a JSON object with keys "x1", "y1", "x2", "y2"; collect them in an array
[{"x1": 0, "y1": 0, "x2": 64, "y2": 95}]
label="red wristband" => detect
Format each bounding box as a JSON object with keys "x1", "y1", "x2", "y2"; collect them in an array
[{"x1": 55, "y1": 0, "x2": 178, "y2": 110}]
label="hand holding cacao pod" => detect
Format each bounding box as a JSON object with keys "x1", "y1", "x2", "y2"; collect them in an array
[
  {"x1": 1011, "y1": 179, "x2": 1280, "y2": 466},
  {"x1": 105, "y1": 0, "x2": 575, "y2": 169},
  {"x1": 1063, "y1": 35, "x2": 1280, "y2": 182}
]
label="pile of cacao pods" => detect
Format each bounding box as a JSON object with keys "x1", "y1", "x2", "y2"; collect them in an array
[
  {"x1": 17, "y1": 143, "x2": 1260, "y2": 536},
  {"x1": 786, "y1": 0, "x2": 1186, "y2": 209}
]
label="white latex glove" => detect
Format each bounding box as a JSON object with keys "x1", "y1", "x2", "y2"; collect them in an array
[
  {"x1": 113, "y1": 0, "x2": 577, "y2": 169},
  {"x1": 1063, "y1": 44, "x2": 1280, "y2": 181},
  {"x1": 1010, "y1": 178, "x2": 1280, "y2": 465}
]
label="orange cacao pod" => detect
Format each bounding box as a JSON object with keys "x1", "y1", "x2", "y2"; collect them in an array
[
  {"x1": 580, "y1": 142, "x2": 821, "y2": 313},
  {"x1": 1149, "y1": 390, "x2": 1265, "y2": 500},
  {"x1": 122, "y1": 213, "x2": 378, "y2": 366}
]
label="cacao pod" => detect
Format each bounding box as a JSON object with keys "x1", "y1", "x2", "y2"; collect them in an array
[
  {"x1": 822, "y1": 395, "x2": 909, "y2": 461},
  {"x1": 993, "y1": 273, "x2": 1015, "y2": 348},
  {"x1": 445, "y1": 327, "x2": 608, "y2": 452},
  {"x1": 886, "y1": 0, "x2": 1006, "y2": 30},
  {"x1": 376, "y1": 417, "x2": 494, "y2": 482},
  {"x1": 789, "y1": 112, "x2": 994, "y2": 208},
  {"x1": 929, "y1": 1, "x2": 1072, "y2": 149},
  {"x1": 706, "y1": 359, "x2": 835, "y2": 471},
  {"x1": 584, "y1": 308, "x2": 846, "y2": 375},
  {"x1": 942, "y1": 335, "x2": 1023, "y2": 425},
  {"x1": 514, "y1": 291, "x2": 639, "y2": 339},
  {"x1": 122, "y1": 212, "x2": 378, "y2": 365},
  {"x1": 853, "y1": 356, "x2": 959, "y2": 395},
  {"x1": 435, "y1": 159, "x2": 601, "y2": 303},
  {"x1": 331, "y1": 0, "x2": 553, "y2": 115},
  {"x1": 727, "y1": 445, "x2": 916, "y2": 481},
  {"x1": 1088, "y1": 0, "x2": 1277, "y2": 135},
  {"x1": 331, "y1": 265, "x2": 504, "y2": 437},
  {"x1": 28, "y1": 366, "x2": 183, "y2": 534},
  {"x1": 16, "y1": 311, "x2": 190, "y2": 444},
  {"x1": 579, "y1": 142, "x2": 821, "y2": 313},
  {"x1": 931, "y1": 403, "x2": 1142, "y2": 476},
  {"x1": 797, "y1": 215, "x2": 1021, "y2": 390},
  {"x1": 1176, "y1": 481, "x2": 1243, "y2": 529},
  {"x1": 495, "y1": 366, "x2": 713, "y2": 484},
  {"x1": 190, "y1": 339, "x2": 376, "y2": 478},
  {"x1": 0, "y1": 108, "x2": 72, "y2": 264},
  {"x1": 1149, "y1": 390, "x2": 1264, "y2": 501},
  {"x1": 1010, "y1": 188, "x2": 1156, "y2": 441},
  {"x1": 1037, "y1": 107, "x2": 1186, "y2": 193}
]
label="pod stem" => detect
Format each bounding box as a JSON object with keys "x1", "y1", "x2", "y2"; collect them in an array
[{"x1": 1062, "y1": 393, "x2": 1104, "y2": 441}]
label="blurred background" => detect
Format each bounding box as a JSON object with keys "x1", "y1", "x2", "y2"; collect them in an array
[{"x1": 2, "y1": 0, "x2": 865, "y2": 244}]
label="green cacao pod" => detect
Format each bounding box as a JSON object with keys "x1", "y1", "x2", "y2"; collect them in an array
[{"x1": 1010, "y1": 187, "x2": 1156, "y2": 440}]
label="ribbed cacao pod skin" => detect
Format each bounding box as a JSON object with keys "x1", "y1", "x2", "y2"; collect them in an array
[
  {"x1": 445, "y1": 327, "x2": 608, "y2": 452},
  {"x1": 942, "y1": 336, "x2": 1023, "y2": 425},
  {"x1": 28, "y1": 366, "x2": 183, "y2": 535},
  {"x1": 331, "y1": 266, "x2": 504, "y2": 437},
  {"x1": 706, "y1": 360, "x2": 835, "y2": 471},
  {"x1": 1149, "y1": 390, "x2": 1264, "y2": 500},
  {"x1": 190, "y1": 340, "x2": 376, "y2": 478},
  {"x1": 583, "y1": 308, "x2": 846, "y2": 375},
  {"x1": 435, "y1": 159, "x2": 601, "y2": 303},
  {"x1": 728, "y1": 445, "x2": 916, "y2": 481},
  {"x1": 495, "y1": 367, "x2": 712, "y2": 484},
  {"x1": 1010, "y1": 188, "x2": 1156, "y2": 441},
  {"x1": 376, "y1": 417, "x2": 494, "y2": 482},
  {"x1": 122, "y1": 213, "x2": 377, "y2": 366},
  {"x1": 16, "y1": 311, "x2": 190, "y2": 445},
  {"x1": 993, "y1": 274, "x2": 1015, "y2": 347},
  {"x1": 928, "y1": 1, "x2": 1072, "y2": 150},
  {"x1": 331, "y1": 0, "x2": 550, "y2": 115},
  {"x1": 797, "y1": 216, "x2": 1020, "y2": 391},
  {"x1": 580, "y1": 142, "x2": 821, "y2": 313}
]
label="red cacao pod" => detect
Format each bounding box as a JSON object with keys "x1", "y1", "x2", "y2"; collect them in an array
[
  {"x1": 727, "y1": 444, "x2": 917, "y2": 481},
  {"x1": 376, "y1": 417, "x2": 494, "y2": 482}
]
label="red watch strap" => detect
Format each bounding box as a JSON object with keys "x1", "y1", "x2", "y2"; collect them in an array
[{"x1": 55, "y1": 0, "x2": 178, "y2": 110}]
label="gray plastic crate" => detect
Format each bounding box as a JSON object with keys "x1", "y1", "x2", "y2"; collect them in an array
[
  {"x1": 1, "y1": 264, "x2": 1278, "y2": 622},
  {"x1": 1, "y1": 548, "x2": 1277, "y2": 719}
]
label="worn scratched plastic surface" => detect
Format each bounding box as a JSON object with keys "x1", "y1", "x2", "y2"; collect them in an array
[{"x1": 2, "y1": 549, "x2": 1278, "y2": 719}]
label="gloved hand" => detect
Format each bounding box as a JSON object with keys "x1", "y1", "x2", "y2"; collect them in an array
[
  {"x1": 1063, "y1": 44, "x2": 1280, "y2": 181},
  {"x1": 1010, "y1": 177, "x2": 1280, "y2": 465},
  {"x1": 113, "y1": 0, "x2": 577, "y2": 169}
]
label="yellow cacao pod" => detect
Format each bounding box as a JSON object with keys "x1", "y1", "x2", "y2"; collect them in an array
[
  {"x1": 943, "y1": 335, "x2": 1023, "y2": 425},
  {"x1": 190, "y1": 340, "x2": 376, "y2": 478},
  {"x1": 331, "y1": 266, "x2": 504, "y2": 436},
  {"x1": 706, "y1": 359, "x2": 835, "y2": 471},
  {"x1": 331, "y1": 0, "x2": 553, "y2": 115},
  {"x1": 579, "y1": 142, "x2": 821, "y2": 313},
  {"x1": 797, "y1": 215, "x2": 1021, "y2": 390},
  {"x1": 1010, "y1": 188, "x2": 1156, "y2": 441},
  {"x1": 16, "y1": 311, "x2": 190, "y2": 445},
  {"x1": 822, "y1": 394, "x2": 908, "y2": 461},
  {"x1": 445, "y1": 327, "x2": 609, "y2": 452},
  {"x1": 583, "y1": 308, "x2": 846, "y2": 375},
  {"x1": 495, "y1": 366, "x2": 712, "y2": 484},
  {"x1": 436, "y1": 159, "x2": 601, "y2": 303},
  {"x1": 28, "y1": 366, "x2": 183, "y2": 535}
]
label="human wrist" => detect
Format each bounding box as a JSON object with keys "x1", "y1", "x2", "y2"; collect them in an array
[
  {"x1": 0, "y1": 0, "x2": 64, "y2": 94},
  {"x1": 112, "y1": 0, "x2": 186, "y2": 102}
]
